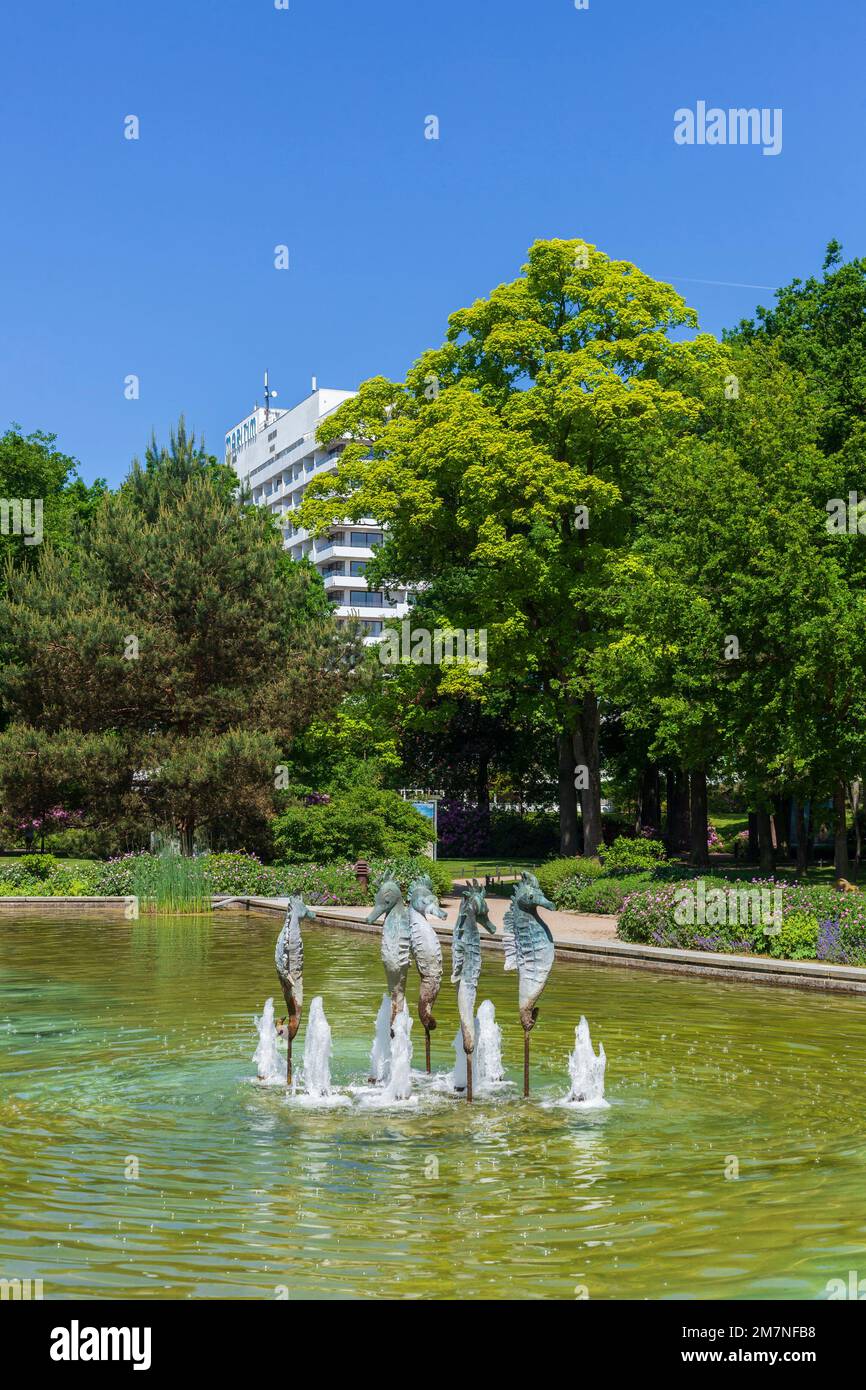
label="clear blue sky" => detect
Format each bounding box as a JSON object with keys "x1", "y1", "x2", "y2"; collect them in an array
[{"x1": 1, "y1": 0, "x2": 863, "y2": 487}]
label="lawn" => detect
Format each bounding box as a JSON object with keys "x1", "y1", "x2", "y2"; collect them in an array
[{"x1": 437, "y1": 857, "x2": 541, "y2": 882}]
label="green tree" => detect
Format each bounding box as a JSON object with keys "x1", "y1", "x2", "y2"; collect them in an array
[
  {"x1": 0, "y1": 425, "x2": 106, "y2": 574},
  {"x1": 0, "y1": 440, "x2": 359, "y2": 853},
  {"x1": 121, "y1": 415, "x2": 239, "y2": 521},
  {"x1": 727, "y1": 242, "x2": 866, "y2": 455},
  {"x1": 599, "y1": 343, "x2": 866, "y2": 875},
  {"x1": 301, "y1": 238, "x2": 730, "y2": 854}
]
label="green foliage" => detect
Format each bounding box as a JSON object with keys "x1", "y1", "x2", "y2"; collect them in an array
[
  {"x1": 600, "y1": 836, "x2": 668, "y2": 874},
  {"x1": 618, "y1": 881, "x2": 832, "y2": 962},
  {"x1": 558, "y1": 873, "x2": 652, "y2": 914},
  {"x1": 300, "y1": 239, "x2": 729, "y2": 856},
  {"x1": 0, "y1": 859, "x2": 101, "y2": 895},
  {"x1": 0, "y1": 430, "x2": 361, "y2": 852},
  {"x1": 120, "y1": 416, "x2": 239, "y2": 521},
  {"x1": 271, "y1": 787, "x2": 432, "y2": 863},
  {"x1": 129, "y1": 849, "x2": 211, "y2": 914},
  {"x1": 89, "y1": 851, "x2": 368, "y2": 906},
  {"x1": 486, "y1": 808, "x2": 559, "y2": 857},
  {"x1": 20, "y1": 853, "x2": 58, "y2": 880},
  {"x1": 368, "y1": 854, "x2": 452, "y2": 899},
  {"x1": 726, "y1": 241, "x2": 866, "y2": 454},
  {"x1": 766, "y1": 911, "x2": 819, "y2": 960},
  {"x1": 535, "y1": 856, "x2": 604, "y2": 901},
  {"x1": 0, "y1": 426, "x2": 106, "y2": 577}
]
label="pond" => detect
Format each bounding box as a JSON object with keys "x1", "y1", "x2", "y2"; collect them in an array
[{"x1": 1, "y1": 912, "x2": 864, "y2": 1300}]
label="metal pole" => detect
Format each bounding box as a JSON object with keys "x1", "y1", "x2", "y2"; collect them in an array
[
  {"x1": 287, "y1": 1033, "x2": 292, "y2": 1087},
  {"x1": 523, "y1": 1031, "x2": 530, "y2": 1098},
  {"x1": 466, "y1": 1051, "x2": 473, "y2": 1103},
  {"x1": 425, "y1": 1027, "x2": 431, "y2": 1074}
]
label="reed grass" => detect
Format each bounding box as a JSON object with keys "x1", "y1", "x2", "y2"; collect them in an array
[{"x1": 131, "y1": 847, "x2": 211, "y2": 915}]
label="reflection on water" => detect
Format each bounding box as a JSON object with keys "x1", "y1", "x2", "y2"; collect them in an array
[{"x1": 1, "y1": 913, "x2": 864, "y2": 1300}]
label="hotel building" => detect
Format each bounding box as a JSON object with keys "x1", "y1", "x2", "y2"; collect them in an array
[{"x1": 225, "y1": 382, "x2": 411, "y2": 639}]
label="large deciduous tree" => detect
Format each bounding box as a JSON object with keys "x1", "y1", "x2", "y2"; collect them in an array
[{"x1": 301, "y1": 238, "x2": 730, "y2": 854}]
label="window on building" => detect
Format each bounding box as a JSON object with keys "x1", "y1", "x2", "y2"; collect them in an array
[
  {"x1": 363, "y1": 620, "x2": 383, "y2": 636},
  {"x1": 350, "y1": 560, "x2": 366, "y2": 576}
]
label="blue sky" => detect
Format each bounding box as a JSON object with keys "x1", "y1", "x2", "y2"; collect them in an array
[{"x1": 1, "y1": 0, "x2": 863, "y2": 487}]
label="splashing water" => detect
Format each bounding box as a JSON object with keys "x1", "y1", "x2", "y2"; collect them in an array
[
  {"x1": 381, "y1": 1005, "x2": 413, "y2": 1102},
  {"x1": 450, "y1": 1027, "x2": 467, "y2": 1091},
  {"x1": 475, "y1": 1000, "x2": 504, "y2": 1085},
  {"x1": 301, "y1": 997, "x2": 333, "y2": 1098},
  {"x1": 252, "y1": 998, "x2": 284, "y2": 1084},
  {"x1": 369, "y1": 993, "x2": 392, "y2": 1083},
  {"x1": 567, "y1": 1016, "x2": 608, "y2": 1108},
  {"x1": 450, "y1": 1001, "x2": 504, "y2": 1092}
]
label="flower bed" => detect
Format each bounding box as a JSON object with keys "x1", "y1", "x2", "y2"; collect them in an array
[
  {"x1": 90, "y1": 852, "x2": 370, "y2": 907},
  {"x1": 617, "y1": 878, "x2": 866, "y2": 966},
  {"x1": 0, "y1": 851, "x2": 451, "y2": 909}
]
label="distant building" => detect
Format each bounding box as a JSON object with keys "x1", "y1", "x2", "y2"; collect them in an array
[{"x1": 225, "y1": 382, "x2": 410, "y2": 640}]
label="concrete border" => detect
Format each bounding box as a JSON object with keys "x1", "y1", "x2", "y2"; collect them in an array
[
  {"x1": 0, "y1": 896, "x2": 139, "y2": 919},
  {"x1": 216, "y1": 896, "x2": 866, "y2": 997}
]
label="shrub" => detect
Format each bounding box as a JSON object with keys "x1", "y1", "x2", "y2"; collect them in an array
[
  {"x1": 0, "y1": 860, "x2": 101, "y2": 896},
  {"x1": 20, "y1": 854, "x2": 58, "y2": 880},
  {"x1": 816, "y1": 918, "x2": 866, "y2": 965},
  {"x1": 487, "y1": 808, "x2": 559, "y2": 858},
  {"x1": 368, "y1": 855, "x2": 452, "y2": 899},
  {"x1": 41, "y1": 826, "x2": 120, "y2": 859},
  {"x1": 600, "y1": 814, "x2": 635, "y2": 845},
  {"x1": 765, "y1": 911, "x2": 819, "y2": 960},
  {"x1": 272, "y1": 787, "x2": 432, "y2": 863},
  {"x1": 565, "y1": 873, "x2": 652, "y2": 914},
  {"x1": 601, "y1": 836, "x2": 668, "y2": 874},
  {"x1": 201, "y1": 851, "x2": 284, "y2": 897},
  {"x1": 616, "y1": 884, "x2": 682, "y2": 941},
  {"x1": 535, "y1": 856, "x2": 604, "y2": 901},
  {"x1": 437, "y1": 801, "x2": 489, "y2": 856},
  {"x1": 269, "y1": 861, "x2": 368, "y2": 907},
  {"x1": 0, "y1": 862, "x2": 43, "y2": 890}
]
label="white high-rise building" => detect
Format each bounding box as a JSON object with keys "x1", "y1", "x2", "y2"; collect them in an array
[{"x1": 225, "y1": 381, "x2": 410, "y2": 639}]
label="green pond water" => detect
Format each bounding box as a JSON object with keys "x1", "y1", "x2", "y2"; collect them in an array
[{"x1": 1, "y1": 912, "x2": 865, "y2": 1301}]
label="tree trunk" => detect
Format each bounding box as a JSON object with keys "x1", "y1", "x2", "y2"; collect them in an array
[
  {"x1": 849, "y1": 781, "x2": 861, "y2": 876},
  {"x1": 666, "y1": 767, "x2": 690, "y2": 853},
  {"x1": 638, "y1": 762, "x2": 661, "y2": 833},
  {"x1": 179, "y1": 820, "x2": 196, "y2": 857},
  {"x1": 557, "y1": 730, "x2": 579, "y2": 857},
  {"x1": 756, "y1": 809, "x2": 775, "y2": 874},
  {"x1": 688, "y1": 769, "x2": 709, "y2": 867},
  {"x1": 834, "y1": 779, "x2": 850, "y2": 879},
  {"x1": 775, "y1": 797, "x2": 792, "y2": 863},
  {"x1": 748, "y1": 812, "x2": 759, "y2": 864},
  {"x1": 574, "y1": 692, "x2": 603, "y2": 857},
  {"x1": 795, "y1": 801, "x2": 808, "y2": 876}
]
